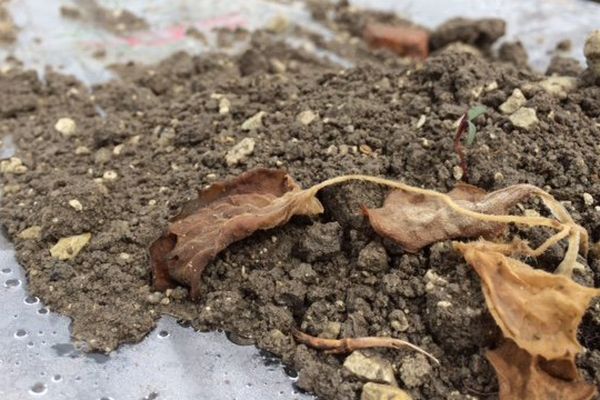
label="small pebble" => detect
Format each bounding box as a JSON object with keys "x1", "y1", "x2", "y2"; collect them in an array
[
  {"x1": 241, "y1": 111, "x2": 265, "y2": 131},
  {"x1": 499, "y1": 88, "x2": 526, "y2": 115},
  {"x1": 359, "y1": 144, "x2": 373, "y2": 155},
  {"x1": 103, "y1": 170, "x2": 118, "y2": 181},
  {"x1": 54, "y1": 117, "x2": 77, "y2": 137},
  {"x1": 509, "y1": 107, "x2": 539, "y2": 131},
  {"x1": 583, "y1": 193, "x2": 594, "y2": 206},
  {"x1": 225, "y1": 138, "x2": 255, "y2": 166},
  {"x1": 219, "y1": 98, "x2": 231, "y2": 115},
  {"x1": 0, "y1": 157, "x2": 27, "y2": 175},
  {"x1": 452, "y1": 165, "x2": 464, "y2": 180},
  {"x1": 113, "y1": 144, "x2": 124, "y2": 155},
  {"x1": 18, "y1": 226, "x2": 42, "y2": 240},
  {"x1": 146, "y1": 292, "x2": 162, "y2": 304},
  {"x1": 269, "y1": 58, "x2": 286, "y2": 73},
  {"x1": 296, "y1": 110, "x2": 317, "y2": 126},
  {"x1": 75, "y1": 146, "x2": 90, "y2": 155},
  {"x1": 68, "y1": 199, "x2": 83, "y2": 211}
]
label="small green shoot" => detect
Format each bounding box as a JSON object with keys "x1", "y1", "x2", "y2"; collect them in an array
[{"x1": 453, "y1": 105, "x2": 487, "y2": 180}]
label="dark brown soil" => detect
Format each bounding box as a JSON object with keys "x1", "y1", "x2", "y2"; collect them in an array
[{"x1": 1, "y1": 7, "x2": 600, "y2": 400}]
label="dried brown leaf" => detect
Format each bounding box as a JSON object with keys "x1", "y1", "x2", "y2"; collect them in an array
[
  {"x1": 456, "y1": 241, "x2": 600, "y2": 362},
  {"x1": 150, "y1": 169, "x2": 323, "y2": 298},
  {"x1": 365, "y1": 183, "x2": 538, "y2": 253},
  {"x1": 487, "y1": 340, "x2": 597, "y2": 400}
]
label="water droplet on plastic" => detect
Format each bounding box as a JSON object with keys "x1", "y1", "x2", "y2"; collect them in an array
[
  {"x1": 37, "y1": 308, "x2": 48, "y2": 315},
  {"x1": 24, "y1": 295, "x2": 39, "y2": 305},
  {"x1": 157, "y1": 330, "x2": 169, "y2": 338},
  {"x1": 100, "y1": 397, "x2": 114, "y2": 400},
  {"x1": 75, "y1": 376, "x2": 81, "y2": 382},
  {"x1": 29, "y1": 382, "x2": 47, "y2": 395},
  {"x1": 52, "y1": 375, "x2": 62, "y2": 383},
  {"x1": 1, "y1": 267, "x2": 11, "y2": 274},
  {"x1": 4, "y1": 278, "x2": 20, "y2": 288},
  {"x1": 246, "y1": 383, "x2": 253, "y2": 388},
  {"x1": 284, "y1": 366, "x2": 299, "y2": 381},
  {"x1": 15, "y1": 329, "x2": 27, "y2": 338},
  {"x1": 27, "y1": 341, "x2": 34, "y2": 347}
]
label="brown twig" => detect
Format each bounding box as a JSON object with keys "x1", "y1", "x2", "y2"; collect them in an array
[
  {"x1": 453, "y1": 113, "x2": 469, "y2": 180},
  {"x1": 291, "y1": 328, "x2": 440, "y2": 365}
]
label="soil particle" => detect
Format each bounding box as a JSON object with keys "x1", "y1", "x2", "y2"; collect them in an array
[
  {"x1": 357, "y1": 241, "x2": 390, "y2": 273},
  {"x1": 584, "y1": 29, "x2": 600, "y2": 77},
  {"x1": 498, "y1": 40, "x2": 529, "y2": 67},
  {"x1": 546, "y1": 55, "x2": 583, "y2": 77},
  {"x1": 294, "y1": 222, "x2": 342, "y2": 262},
  {"x1": 429, "y1": 18, "x2": 506, "y2": 52},
  {"x1": 0, "y1": 15, "x2": 599, "y2": 400},
  {"x1": 399, "y1": 354, "x2": 432, "y2": 388}
]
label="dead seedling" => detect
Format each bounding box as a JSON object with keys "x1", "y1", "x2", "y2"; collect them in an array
[
  {"x1": 150, "y1": 168, "x2": 599, "y2": 398},
  {"x1": 453, "y1": 105, "x2": 487, "y2": 180}
]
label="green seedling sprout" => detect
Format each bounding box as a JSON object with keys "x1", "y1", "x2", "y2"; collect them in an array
[{"x1": 453, "y1": 105, "x2": 487, "y2": 180}]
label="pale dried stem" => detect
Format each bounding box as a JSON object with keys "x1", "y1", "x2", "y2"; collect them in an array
[{"x1": 292, "y1": 329, "x2": 440, "y2": 365}]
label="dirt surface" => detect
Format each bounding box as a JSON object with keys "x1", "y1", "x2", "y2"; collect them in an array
[{"x1": 1, "y1": 4, "x2": 600, "y2": 400}]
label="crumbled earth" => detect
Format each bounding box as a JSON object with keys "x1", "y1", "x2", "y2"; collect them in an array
[{"x1": 1, "y1": 8, "x2": 600, "y2": 400}]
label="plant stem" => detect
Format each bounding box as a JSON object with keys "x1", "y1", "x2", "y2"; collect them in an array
[{"x1": 454, "y1": 114, "x2": 469, "y2": 180}]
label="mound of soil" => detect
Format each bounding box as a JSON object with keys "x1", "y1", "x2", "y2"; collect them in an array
[{"x1": 1, "y1": 8, "x2": 599, "y2": 400}]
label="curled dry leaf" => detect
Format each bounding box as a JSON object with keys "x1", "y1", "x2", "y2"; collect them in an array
[
  {"x1": 365, "y1": 183, "x2": 540, "y2": 253},
  {"x1": 486, "y1": 340, "x2": 597, "y2": 400},
  {"x1": 150, "y1": 169, "x2": 323, "y2": 298},
  {"x1": 455, "y1": 241, "x2": 600, "y2": 362}
]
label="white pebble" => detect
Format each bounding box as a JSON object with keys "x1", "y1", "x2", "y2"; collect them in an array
[
  {"x1": 54, "y1": 118, "x2": 77, "y2": 137},
  {"x1": 296, "y1": 110, "x2": 317, "y2": 126},
  {"x1": 68, "y1": 199, "x2": 83, "y2": 211},
  {"x1": 0, "y1": 157, "x2": 27, "y2": 175},
  {"x1": 219, "y1": 98, "x2": 231, "y2": 115},
  {"x1": 75, "y1": 146, "x2": 91, "y2": 155},
  {"x1": 241, "y1": 111, "x2": 266, "y2": 131},
  {"x1": 583, "y1": 193, "x2": 594, "y2": 206},
  {"x1": 103, "y1": 170, "x2": 118, "y2": 181},
  {"x1": 452, "y1": 165, "x2": 464, "y2": 180},
  {"x1": 225, "y1": 138, "x2": 255, "y2": 166}
]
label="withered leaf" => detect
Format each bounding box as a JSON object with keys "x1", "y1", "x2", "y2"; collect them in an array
[
  {"x1": 365, "y1": 183, "x2": 537, "y2": 253},
  {"x1": 456, "y1": 241, "x2": 600, "y2": 362},
  {"x1": 150, "y1": 169, "x2": 323, "y2": 298},
  {"x1": 487, "y1": 340, "x2": 597, "y2": 400}
]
